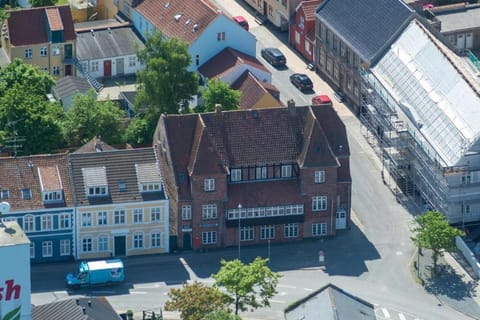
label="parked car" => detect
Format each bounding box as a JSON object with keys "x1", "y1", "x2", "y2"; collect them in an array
[
  {"x1": 232, "y1": 16, "x2": 249, "y2": 31},
  {"x1": 261, "y1": 48, "x2": 287, "y2": 67},
  {"x1": 312, "y1": 95, "x2": 332, "y2": 106},
  {"x1": 290, "y1": 73, "x2": 313, "y2": 92}
]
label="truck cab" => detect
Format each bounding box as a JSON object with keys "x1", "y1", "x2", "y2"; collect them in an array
[{"x1": 66, "y1": 259, "x2": 125, "y2": 289}]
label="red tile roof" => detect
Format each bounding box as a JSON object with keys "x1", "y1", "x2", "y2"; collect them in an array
[
  {"x1": 231, "y1": 71, "x2": 282, "y2": 109},
  {"x1": 7, "y1": 5, "x2": 75, "y2": 46},
  {"x1": 199, "y1": 47, "x2": 268, "y2": 80},
  {"x1": 301, "y1": 0, "x2": 323, "y2": 21},
  {"x1": 135, "y1": 0, "x2": 221, "y2": 44}
]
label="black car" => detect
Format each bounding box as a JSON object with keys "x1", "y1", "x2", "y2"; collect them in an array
[
  {"x1": 261, "y1": 48, "x2": 287, "y2": 67},
  {"x1": 290, "y1": 73, "x2": 313, "y2": 92}
]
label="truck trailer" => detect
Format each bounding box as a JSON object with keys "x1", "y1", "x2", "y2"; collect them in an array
[{"x1": 66, "y1": 259, "x2": 125, "y2": 289}]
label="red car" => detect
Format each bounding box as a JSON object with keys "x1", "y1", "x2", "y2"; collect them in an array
[
  {"x1": 312, "y1": 95, "x2": 332, "y2": 106},
  {"x1": 232, "y1": 16, "x2": 249, "y2": 31}
]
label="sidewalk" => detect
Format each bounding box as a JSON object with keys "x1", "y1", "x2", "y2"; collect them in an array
[{"x1": 416, "y1": 249, "x2": 480, "y2": 319}]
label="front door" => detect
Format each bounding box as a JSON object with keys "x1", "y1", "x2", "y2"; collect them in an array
[
  {"x1": 114, "y1": 236, "x2": 126, "y2": 256},
  {"x1": 335, "y1": 209, "x2": 347, "y2": 230},
  {"x1": 183, "y1": 233, "x2": 192, "y2": 250},
  {"x1": 104, "y1": 60, "x2": 112, "y2": 77},
  {"x1": 116, "y1": 58, "x2": 124, "y2": 75},
  {"x1": 65, "y1": 64, "x2": 72, "y2": 76}
]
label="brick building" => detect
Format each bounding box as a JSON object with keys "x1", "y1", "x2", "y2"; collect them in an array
[{"x1": 154, "y1": 102, "x2": 351, "y2": 251}]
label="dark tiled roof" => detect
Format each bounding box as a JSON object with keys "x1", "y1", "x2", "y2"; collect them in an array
[
  {"x1": 69, "y1": 147, "x2": 166, "y2": 206},
  {"x1": 135, "y1": 0, "x2": 220, "y2": 44},
  {"x1": 73, "y1": 137, "x2": 117, "y2": 154},
  {"x1": 231, "y1": 71, "x2": 282, "y2": 109},
  {"x1": 0, "y1": 153, "x2": 74, "y2": 211},
  {"x1": 32, "y1": 297, "x2": 121, "y2": 320},
  {"x1": 52, "y1": 76, "x2": 93, "y2": 99},
  {"x1": 7, "y1": 5, "x2": 75, "y2": 46},
  {"x1": 316, "y1": 0, "x2": 414, "y2": 63},
  {"x1": 76, "y1": 27, "x2": 144, "y2": 60},
  {"x1": 199, "y1": 47, "x2": 268, "y2": 80}
]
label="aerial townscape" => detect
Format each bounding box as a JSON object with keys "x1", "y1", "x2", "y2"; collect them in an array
[{"x1": 1, "y1": 0, "x2": 480, "y2": 319}]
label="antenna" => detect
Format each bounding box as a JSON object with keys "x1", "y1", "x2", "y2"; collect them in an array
[{"x1": 5, "y1": 120, "x2": 25, "y2": 157}]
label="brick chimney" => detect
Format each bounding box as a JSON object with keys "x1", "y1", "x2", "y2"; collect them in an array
[{"x1": 287, "y1": 99, "x2": 296, "y2": 115}]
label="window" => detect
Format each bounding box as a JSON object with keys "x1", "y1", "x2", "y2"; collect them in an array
[
  {"x1": 260, "y1": 225, "x2": 275, "y2": 240},
  {"x1": 284, "y1": 223, "x2": 299, "y2": 238},
  {"x1": 98, "y1": 235, "x2": 109, "y2": 252},
  {"x1": 150, "y1": 207, "x2": 162, "y2": 222},
  {"x1": 81, "y1": 212, "x2": 92, "y2": 227},
  {"x1": 182, "y1": 205, "x2": 192, "y2": 220},
  {"x1": 97, "y1": 211, "x2": 108, "y2": 225},
  {"x1": 91, "y1": 61, "x2": 99, "y2": 72},
  {"x1": 133, "y1": 232, "x2": 144, "y2": 249},
  {"x1": 25, "y1": 48, "x2": 32, "y2": 59},
  {"x1": 217, "y1": 32, "x2": 225, "y2": 41},
  {"x1": 240, "y1": 226, "x2": 254, "y2": 241},
  {"x1": 462, "y1": 174, "x2": 471, "y2": 185},
  {"x1": 114, "y1": 209, "x2": 126, "y2": 224},
  {"x1": 281, "y1": 165, "x2": 292, "y2": 178},
  {"x1": 151, "y1": 232, "x2": 162, "y2": 248},
  {"x1": 87, "y1": 186, "x2": 108, "y2": 196},
  {"x1": 312, "y1": 196, "x2": 327, "y2": 211},
  {"x1": 60, "y1": 239, "x2": 70, "y2": 256},
  {"x1": 312, "y1": 223, "x2": 327, "y2": 236},
  {"x1": 281, "y1": 0, "x2": 286, "y2": 7},
  {"x1": 0, "y1": 189, "x2": 8, "y2": 199},
  {"x1": 22, "y1": 188, "x2": 32, "y2": 200},
  {"x1": 256, "y1": 166, "x2": 267, "y2": 180},
  {"x1": 30, "y1": 242, "x2": 35, "y2": 258},
  {"x1": 204, "y1": 179, "x2": 215, "y2": 192},
  {"x1": 461, "y1": 203, "x2": 471, "y2": 214},
  {"x1": 42, "y1": 241, "x2": 53, "y2": 257},
  {"x1": 315, "y1": 171, "x2": 325, "y2": 183},
  {"x1": 195, "y1": 54, "x2": 200, "y2": 66},
  {"x1": 41, "y1": 215, "x2": 52, "y2": 231},
  {"x1": 53, "y1": 46, "x2": 61, "y2": 56},
  {"x1": 23, "y1": 215, "x2": 34, "y2": 232},
  {"x1": 40, "y1": 47, "x2": 48, "y2": 57},
  {"x1": 58, "y1": 213, "x2": 70, "y2": 229},
  {"x1": 82, "y1": 237, "x2": 93, "y2": 253},
  {"x1": 141, "y1": 183, "x2": 161, "y2": 192},
  {"x1": 202, "y1": 204, "x2": 217, "y2": 219},
  {"x1": 231, "y1": 169, "x2": 242, "y2": 182},
  {"x1": 119, "y1": 181, "x2": 127, "y2": 192},
  {"x1": 53, "y1": 66, "x2": 60, "y2": 76},
  {"x1": 202, "y1": 231, "x2": 217, "y2": 244},
  {"x1": 44, "y1": 191, "x2": 63, "y2": 202},
  {"x1": 133, "y1": 209, "x2": 144, "y2": 224},
  {"x1": 128, "y1": 56, "x2": 136, "y2": 67}
]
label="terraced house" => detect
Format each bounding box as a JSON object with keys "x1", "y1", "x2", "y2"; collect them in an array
[
  {"x1": 0, "y1": 153, "x2": 75, "y2": 263},
  {"x1": 154, "y1": 103, "x2": 351, "y2": 251},
  {"x1": 69, "y1": 144, "x2": 169, "y2": 259}
]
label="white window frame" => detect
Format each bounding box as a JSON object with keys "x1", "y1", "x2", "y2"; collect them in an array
[
  {"x1": 58, "y1": 213, "x2": 70, "y2": 229},
  {"x1": 204, "y1": 178, "x2": 215, "y2": 192},
  {"x1": 128, "y1": 56, "x2": 136, "y2": 67},
  {"x1": 23, "y1": 215, "x2": 35, "y2": 232},
  {"x1": 231, "y1": 169, "x2": 242, "y2": 182},
  {"x1": 284, "y1": 223, "x2": 299, "y2": 238},
  {"x1": 217, "y1": 32, "x2": 225, "y2": 41},
  {"x1": 240, "y1": 226, "x2": 254, "y2": 241},
  {"x1": 30, "y1": 242, "x2": 35, "y2": 258},
  {"x1": 260, "y1": 225, "x2": 275, "y2": 240},
  {"x1": 151, "y1": 231, "x2": 162, "y2": 248},
  {"x1": 315, "y1": 170, "x2": 325, "y2": 183},
  {"x1": 202, "y1": 204, "x2": 217, "y2": 219},
  {"x1": 281, "y1": 165, "x2": 292, "y2": 178},
  {"x1": 81, "y1": 212, "x2": 93, "y2": 227},
  {"x1": 312, "y1": 223, "x2": 327, "y2": 236},
  {"x1": 42, "y1": 241, "x2": 53, "y2": 257},
  {"x1": 114, "y1": 209, "x2": 126, "y2": 225},
  {"x1": 150, "y1": 207, "x2": 162, "y2": 222},
  {"x1": 91, "y1": 61, "x2": 99, "y2": 72},
  {"x1": 133, "y1": 208, "x2": 144, "y2": 224},
  {"x1": 41, "y1": 215, "x2": 52, "y2": 231},
  {"x1": 22, "y1": 188, "x2": 32, "y2": 200},
  {"x1": 182, "y1": 205, "x2": 192, "y2": 220},
  {"x1": 133, "y1": 232, "x2": 144, "y2": 249},
  {"x1": 52, "y1": 46, "x2": 61, "y2": 56},
  {"x1": 202, "y1": 231, "x2": 217, "y2": 244},
  {"x1": 40, "y1": 47, "x2": 48, "y2": 57},
  {"x1": 0, "y1": 189, "x2": 8, "y2": 199},
  {"x1": 97, "y1": 211, "x2": 108, "y2": 225},
  {"x1": 98, "y1": 235, "x2": 109, "y2": 252},
  {"x1": 256, "y1": 166, "x2": 267, "y2": 180},
  {"x1": 53, "y1": 66, "x2": 61, "y2": 76},
  {"x1": 25, "y1": 48, "x2": 32, "y2": 59},
  {"x1": 82, "y1": 237, "x2": 93, "y2": 253},
  {"x1": 141, "y1": 183, "x2": 161, "y2": 192},
  {"x1": 87, "y1": 185, "x2": 108, "y2": 196},
  {"x1": 312, "y1": 196, "x2": 327, "y2": 211},
  {"x1": 60, "y1": 239, "x2": 70, "y2": 256}
]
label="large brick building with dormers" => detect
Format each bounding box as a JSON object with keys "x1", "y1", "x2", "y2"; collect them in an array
[{"x1": 154, "y1": 102, "x2": 351, "y2": 251}]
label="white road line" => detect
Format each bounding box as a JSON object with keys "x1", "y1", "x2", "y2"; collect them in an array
[
  {"x1": 179, "y1": 257, "x2": 199, "y2": 281},
  {"x1": 130, "y1": 291, "x2": 148, "y2": 294},
  {"x1": 304, "y1": 288, "x2": 313, "y2": 292},
  {"x1": 398, "y1": 314, "x2": 407, "y2": 320},
  {"x1": 277, "y1": 284, "x2": 296, "y2": 289},
  {"x1": 270, "y1": 299, "x2": 286, "y2": 304},
  {"x1": 381, "y1": 308, "x2": 391, "y2": 318}
]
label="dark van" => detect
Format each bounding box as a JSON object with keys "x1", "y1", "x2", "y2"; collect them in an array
[{"x1": 261, "y1": 48, "x2": 287, "y2": 67}]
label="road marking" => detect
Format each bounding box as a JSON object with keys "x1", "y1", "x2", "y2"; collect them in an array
[
  {"x1": 396, "y1": 251, "x2": 403, "y2": 255},
  {"x1": 179, "y1": 257, "x2": 199, "y2": 281},
  {"x1": 304, "y1": 288, "x2": 313, "y2": 292},
  {"x1": 277, "y1": 284, "x2": 296, "y2": 289},
  {"x1": 270, "y1": 299, "x2": 286, "y2": 304},
  {"x1": 130, "y1": 291, "x2": 148, "y2": 294},
  {"x1": 398, "y1": 314, "x2": 406, "y2": 320},
  {"x1": 381, "y1": 308, "x2": 391, "y2": 318}
]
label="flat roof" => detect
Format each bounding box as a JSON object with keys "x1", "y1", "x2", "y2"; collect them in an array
[
  {"x1": 434, "y1": 4, "x2": 480, "y2": 33},
  {"x1": 0, "y1": 220, "x2": 30, "y2": 246}
]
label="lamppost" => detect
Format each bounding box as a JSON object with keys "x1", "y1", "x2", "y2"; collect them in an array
[{"x1": 238, "y1": 204, "x2": 242, "y2": 260}]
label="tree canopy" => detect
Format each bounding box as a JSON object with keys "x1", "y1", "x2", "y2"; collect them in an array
[
  {"x1": 164, "y1": 281, "x2": 232, "y2": 320},
  {"x1": 212, "y1": 257, "x2": 280, "y2": 315},
  {"x1": 201, "y1": 79, "x2": 240, "y2": 112},
  {"x1": 411, "y1": 210, "x2": 465, "y2": 274},
  {"x1": 62, "y1": 90, "x2": 125, "y2": 146},
  {"x1": 29, "y1": 0, "x2": 57, "y2": 7}
]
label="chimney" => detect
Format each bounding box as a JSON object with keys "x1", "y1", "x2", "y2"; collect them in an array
[
  {"x1": 215, "y1": 104, "x2": 222, "y2": 114},
  {"x1": 76, "y1": 299, "x2": 79, "y2": 305},
  {"x1": 287, "y1": 99, "x2": 296, "y2": 115},
  {"x1": 88, "y1": 300, "x2": 92, "y2": 307},
  {"x1": 82, "y1": 307, "x2": 86, "y2": 314}
]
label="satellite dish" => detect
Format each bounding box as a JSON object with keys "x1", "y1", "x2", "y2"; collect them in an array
[{"x1": 0, "y1": 201, "x2": 11, "y2": 217}]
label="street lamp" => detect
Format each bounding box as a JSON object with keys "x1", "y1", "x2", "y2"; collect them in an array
[{"x1": 238, "y1": 204, "x2": 242, "y2": 260}]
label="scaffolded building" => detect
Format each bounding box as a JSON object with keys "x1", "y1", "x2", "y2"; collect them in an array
[{"x1": 360, "y1": 19, "x2": 480, "y2": 225}]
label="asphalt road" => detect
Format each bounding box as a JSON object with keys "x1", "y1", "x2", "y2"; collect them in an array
[{"x1": 30, "y1": 2, "x2": 480, "y2": 320}]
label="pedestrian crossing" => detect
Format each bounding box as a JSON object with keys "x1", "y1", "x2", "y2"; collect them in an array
[{"x1": 375, "y1": 307, "x2": 423, "y2": 320}]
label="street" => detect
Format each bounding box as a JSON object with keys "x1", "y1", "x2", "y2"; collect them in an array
[{"x1": 30, "y1": 1, "x2": 480, "y2": 320}]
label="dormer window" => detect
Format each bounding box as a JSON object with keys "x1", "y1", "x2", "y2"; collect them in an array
[
  {"x1": 22, "y1": 188, "x2": 32, "y2": 200},
  {"x1": 204, "y1": 179, "x2": 215, "y2": 192},
  {"x1": 231, "y1": 169, "x2": 242, "y2": 182},
  {"x1": 88, "y1": 186, "x2": 108, "y2": 196},
  {"x1": 82, "y1": 167, "x2": 109, "y2": 198},
  {"x1": 119, "y1": 181, "x2": 127, "y2": 192},
  {"x1": 38, "y1": 165, "x2": 65, "y2": 204},
  {"x1": 135, "y1": 163, "x2": 163, "y2": 194},
  {"x1": 141, "y1": 183, "x2": 161, "y2": 192},
  {"x1": 0, "y1": 189, "x2": 8, "y2": 199},
  {"x1": 281, "y1": 165, "x2": 292, "y2": 178},
  {"x1": 43, "y1": 190, "x2": 63, "y2": 203}
]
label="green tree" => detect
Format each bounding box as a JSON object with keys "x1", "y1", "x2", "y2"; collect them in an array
[
  {"x1": 202, "y1": 79, "x2": 241, "y2": 112},
  {"x1": 29, "y1": 0, "x2": 56, "y2": 7},
  {"x1": 212, "y1": 257, "x2": 280, "y2": 315},
  {"x1": 0, "y1": 59, "x2": 55, "y2": 97},
  {"x1": 164, "y1": 281, "x2": 232, "y2": 320},
  {"x1": 0, "y1": 83, "x2": 64, "y2": 155},
  {"x1": 124, "y1": 117, "x2": 152, "y2": 147},
  {"x1": 411, "y1": 210, "x2": 465, "y2": 275},
  {"x1": 136, "y1": 31, "x2": 198, "y2": 117},
  {"x1": 62, "y1": 90, "x2": 125, "y2": 146},
  {"x1": 204, "y1": 310, "x2": 241, "y2": 320}
]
